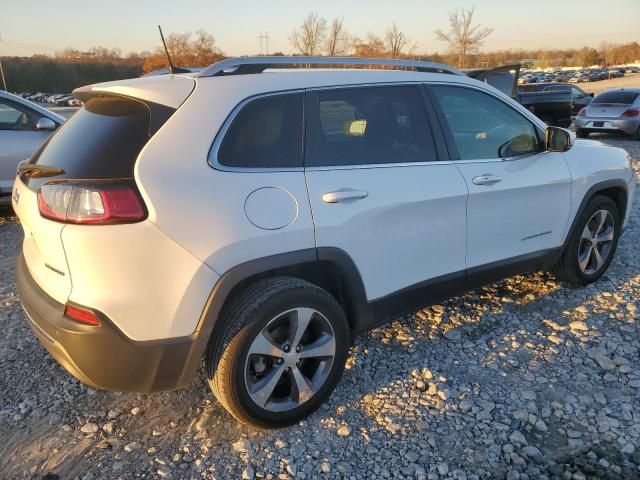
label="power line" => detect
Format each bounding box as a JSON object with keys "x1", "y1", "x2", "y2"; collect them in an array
[
  {"x1": 258, "y1": 32, "x2": 270, "y2": 55},
  {"x1": 0, "y1": 34, "x2": 8, "y2": 90}
]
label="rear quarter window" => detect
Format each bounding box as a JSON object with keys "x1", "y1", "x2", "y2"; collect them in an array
[
  {"x1": 215, "y1": 93, "x2": 304, "y2": 169},
  {"x1": 25, "y1": 96, "x2": 152, "y2": 189}
]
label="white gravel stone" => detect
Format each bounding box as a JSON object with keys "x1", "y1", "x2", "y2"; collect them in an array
[{"x1": 80, "y1": 422, "x2": 99, "y2": 434}]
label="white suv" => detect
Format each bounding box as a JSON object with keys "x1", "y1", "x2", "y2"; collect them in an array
[{"x1": 12, "y1": 57, "x2": 635, "y2": 428}]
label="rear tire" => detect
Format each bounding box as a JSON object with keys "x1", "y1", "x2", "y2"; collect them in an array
[
  {"x1": 553, "y1": 196, "x2": 620, "y2": 285},
  {"x1": 576, "y1": 128, "x2": 589, "y2": 138},
  {"x1": 205, "y1": 277, "x2": 350, "y2": 428},
  {"x1": 633, "y1": 126, "x2": 640, "y2": 141}
]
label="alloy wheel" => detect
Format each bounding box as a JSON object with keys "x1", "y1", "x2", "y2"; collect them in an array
[
  {"x1": 578, "y1": 209, "x2": 615, "y2": 275},
  {"x1": 244, "y1": 307, "x2": 336, "y2": 412}
]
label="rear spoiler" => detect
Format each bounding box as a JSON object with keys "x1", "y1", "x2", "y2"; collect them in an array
[
  {"x1": 464, "y1": 64, "x2": 521, "y2": 99},
  {"x1": 72, "y1": 74, "x2": 196, "y2": 109}
]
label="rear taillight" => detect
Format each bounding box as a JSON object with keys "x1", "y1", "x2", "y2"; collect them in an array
[
  {"x1": 64, "y1": 304, "x2": 102, "y2": 326},
  {"x1": 38, "y1": 182, "x2": 145, "y2": 224},
  {"x1": 577, "y1": 108, "x2": 587, "y2": 116},
  {"x1": 621, "y1": 108, "x2": 639, "y2": 118}
]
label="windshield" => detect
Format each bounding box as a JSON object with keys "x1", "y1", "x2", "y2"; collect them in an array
[{"x1": 592, "y1": 91, "x2": 639, "y2": 105}]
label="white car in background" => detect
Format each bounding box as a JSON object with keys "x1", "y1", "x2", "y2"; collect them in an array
[{"x1": 0, "y1": 90, "x2": 65, "y2": 203}]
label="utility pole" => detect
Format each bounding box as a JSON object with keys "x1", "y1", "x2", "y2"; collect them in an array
[
  {"x1": 0, "y1": 33, "x2": 7, "y2": 90},
  {"x1": 258, "y1": 32, "x2": 270, "y2": 55}
]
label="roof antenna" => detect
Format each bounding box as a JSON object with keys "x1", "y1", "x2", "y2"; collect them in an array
[{"x1": 158, "y1": 25, "x2": 190, "y2": 74}]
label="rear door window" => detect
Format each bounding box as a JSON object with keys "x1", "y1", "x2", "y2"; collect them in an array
[
  {"x1": 308, "y1": 85, "x2": 437, "y2": 167},
  {"x1": 216, "y1": 93, "x2": 304, "y2": 169},
  {"x1": 25, "y1": 96, "x2": 151, "y2": 189}
]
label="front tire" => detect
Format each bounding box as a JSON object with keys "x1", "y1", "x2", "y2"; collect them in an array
[
  {"x1": 553, "y1": 196, "x2": 620, "y2": 285},
  {"x1": 205, "y1": 277, "x2": 350, "y2": 428}
]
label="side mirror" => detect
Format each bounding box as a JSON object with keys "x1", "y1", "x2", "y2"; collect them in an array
[
  {"x1": 35, "y1": 117, "x2": 57, "y2": 131},
  {"x1": 545, "y1": 127, "x2": 573, "y2": 152},
  {"x1": 589, "y1": 92, "x2": 595, "y2": 97}
]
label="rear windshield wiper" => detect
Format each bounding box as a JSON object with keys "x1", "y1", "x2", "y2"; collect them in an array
[{"x1": 18, "y1": 163, "x2": 65, "y2": 179}]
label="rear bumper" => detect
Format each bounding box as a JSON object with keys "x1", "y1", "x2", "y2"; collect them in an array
[
  {"x1": 574, "y1": 117, "x2": 640, "y2": 135},
  {"x1": 16, "y1": 253, "x2": 202, "y2": 392}
]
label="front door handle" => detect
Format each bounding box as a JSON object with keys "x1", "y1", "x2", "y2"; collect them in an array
[
  {"x1": 472, "y1": 175, "x2": 503, "y2": 186},
  {"x1": 322, "y1": 189, "x2": 369, "y2": 203}
]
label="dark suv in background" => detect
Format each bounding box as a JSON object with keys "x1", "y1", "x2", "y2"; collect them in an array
[{"x1": 518, "y1": 83, "x2": 594, "y2": 116}]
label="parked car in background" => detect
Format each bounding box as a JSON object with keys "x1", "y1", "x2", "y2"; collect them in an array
[
  {"x1": 15, "y1": 92, "x2": 84, "y2": 108},
  {"x1": 468, "y1": 66, "x2": 572, "y2": 126},
  {"x1": 0, "y1": 91, "x2": 65, "y2": 203},
  {"x1": 574, "y1": 88, "x2": 640, "y2": 139},
  {"x1": 54, "y1": 95, "x2": 74, "y2": 106},
  {"x1": 553, "y1": 71, "x2": 574, "y2": 82},
  {"x1": 570, "y1": 71, "x2": 592, "y2": 83},
  {"x1": 518, "y1": 83, "x2": 594, "y2": 116},
  {"x1": 518, "y1": 74, "x2": 541, "y2": 84}
]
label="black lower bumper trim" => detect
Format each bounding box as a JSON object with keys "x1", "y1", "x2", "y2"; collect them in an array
[{"x1": 16, "y1": 253, "x2": 201, "y2": 393}]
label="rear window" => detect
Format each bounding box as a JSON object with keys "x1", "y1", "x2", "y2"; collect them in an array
[
  {"x1": 216, "y1": 93, "x2": 304, "y2": 169},
  {"x1": 25, "y1": 96, "x2": 151, "y2": 189},
  {"x1": 593, "y1": 91, "x2": 639, "y2": 105}
]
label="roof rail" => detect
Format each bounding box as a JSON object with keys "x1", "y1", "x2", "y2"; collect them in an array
[{"x1": 198, "y1": 56, "x2": 463, "y2": 77}]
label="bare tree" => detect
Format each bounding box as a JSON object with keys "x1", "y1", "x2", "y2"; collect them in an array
[
  {"x1": 290, "y1": 13, "x2": 327, "y2": 56},
  {"x1": 325, "y1": 17, "x2": 350, "y2": 56},
  {"x1": 599, "y1": 41, "x2": 616, "y2": 67},
  {"x1": 435, "y1": 6, "x2": 493, "y2": 68},
  {"x1": 385, "y1": 22, "x2": 409, "y2": 59}
]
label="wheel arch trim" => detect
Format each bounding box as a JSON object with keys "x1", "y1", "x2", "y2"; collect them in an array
[
  {"x1": 182, "y1": 247, "x2": 371, "y2": 382},
  {"x1": 562, "y1": 178, "x2": 628, "y2": 251}
]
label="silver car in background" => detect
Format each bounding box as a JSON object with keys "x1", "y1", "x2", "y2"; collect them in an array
[
  {"x1": 0, "y1": 91, "x2": 65, "y2": 203},
  {"x1": 574, "y1": 88, "x2": 640, "y2": 139}
]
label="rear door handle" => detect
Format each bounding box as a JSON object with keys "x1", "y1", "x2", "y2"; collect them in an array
[
  {"x1": 322, "y1": 189, "x2": 369, "y2": 203},
  {"x1": 472, "y1": 175, "x2": 503, "y2": 186}
]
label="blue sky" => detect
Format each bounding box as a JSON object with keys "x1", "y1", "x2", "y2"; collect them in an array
[{"x1": 2, "y1": 0, "x2": 638, "y2": 56}]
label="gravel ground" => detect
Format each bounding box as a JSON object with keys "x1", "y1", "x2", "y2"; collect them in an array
[{"x1": 1, "y1": 135, "x2": 639, "y2": 480}]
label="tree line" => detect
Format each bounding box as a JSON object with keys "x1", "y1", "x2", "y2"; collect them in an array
[{"x1": 2, "y1": 7, "x2": 639, "y2": 93}]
